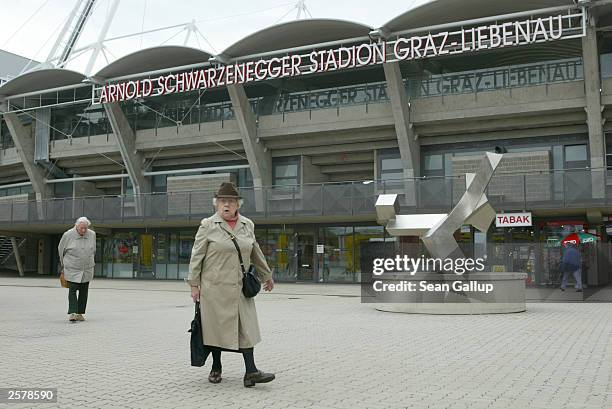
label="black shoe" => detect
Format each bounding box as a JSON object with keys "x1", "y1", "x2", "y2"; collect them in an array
[
  {"x1": 243, "y1": 370, "x2": 275, "y2": 387},
  {"x1": 208, "y1": 370, "x2": 222, "y2": 384},
  {"x1": 576, "y1": 289, "x2": 583, "y2": 292},
  {"x1": 560, "y1": 288, "x2": 565, "y2": 291}
]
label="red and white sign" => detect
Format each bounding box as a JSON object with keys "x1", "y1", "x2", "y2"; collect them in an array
[{"x1": 495, "y1": 212, "x2": 532, "y2": 227}]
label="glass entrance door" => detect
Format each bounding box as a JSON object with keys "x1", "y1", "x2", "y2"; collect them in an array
[
  {"x1": 137, "y1": 233, "x2": 155, "y2": 278},
  {"x1": 293, "y1": 228, "x2": 315, "y2": 281}
]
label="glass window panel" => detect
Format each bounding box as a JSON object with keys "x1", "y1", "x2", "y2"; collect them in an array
[
  {"x1": 274, "y1": 164, "x2": 298, "y2": 178},
  {"x1": 600, "y1": 53, "x2": 612, "y2": 78},
  {"x1": 381, "y1": 172, "x2": 403, "y2": 182},
  {"x1": 553, "y1": 146, "x2": 564, "y2": 169},
  {"x1": 319, "y1": 226, "x2": 354, "y2": 282},
  {"x1": 178, "y1": 230, "x2": 194, "y2": 279},
  {"x1": 111, "y1": 233, "x2": 134, "y2": 278},
  {"x1": 154, "y1": 233, "x2": 168, "y2": 279},
  {"x1": 378, "y1": 148, "x2": 401, "y2": 180},
  {"x1": 263, "y1": 227, "x2": 294, "y2": 281},
  {"x1": 167, "y1": 232, "x2": 179, "y2": 279},
  {"x1": 153, "y1": 175, "x2": 167, "y2": 193},
  {"x1": 353, "y1": 225, "x2": 391, "y2": 283},
  {"x1": 444, "y1": 153, "x2": 453, "y2": 176},
  {"x1": 275, "y1": 178, "x2": 298, "y2": 187},
  {"x1": 381, "y1": 157, "x2": 403, "y2": 171},
  {"x1": 424, "y1": 154, "x2": 444, "y2": 171},
  {"x1": 273, "y1": 157, "x2": 300, "y2": 186},
  {"x1": 54, "y1": 182, "x2": 73, "y2": 198},
  {"x1": 156, "y1": 233, "x2": 167, "y2": 263},
  {"x1": 564, "y1": 145, "x2": 587, "y2": 162}
]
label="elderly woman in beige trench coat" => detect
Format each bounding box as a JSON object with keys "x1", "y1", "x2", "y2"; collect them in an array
[{"x1": 187, "y1": 182, "x2": 275, "y2": 387}]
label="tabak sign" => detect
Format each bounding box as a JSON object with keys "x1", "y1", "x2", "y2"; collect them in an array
[
  {"x1": 496, "y1": 212, "x2": 533, "y2": 228},
  {"x1": 93, "y1": 10, "x2": 584, "y2": 104}
]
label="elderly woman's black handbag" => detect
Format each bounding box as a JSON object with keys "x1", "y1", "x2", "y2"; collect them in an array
[
  {"x1": 221, "y1": 227, "x2": 261, "y2": 298},
  {"x1": 242, "y1": 265, "x2": 261, "y2": 298},
  {"x1": 188, "y1": 301, "x2": 210, "y2": 366}
]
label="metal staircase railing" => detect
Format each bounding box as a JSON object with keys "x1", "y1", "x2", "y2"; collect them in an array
[{"x1": 0, "y1": 236, "x2": 26, "y2": 266}]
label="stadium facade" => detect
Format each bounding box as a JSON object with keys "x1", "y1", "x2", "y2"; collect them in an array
[{"x1": 1, "y1": 0, "x2": 612, "y2": 288}]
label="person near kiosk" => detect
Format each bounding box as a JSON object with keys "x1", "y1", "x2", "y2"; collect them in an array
[{"x1": 560, "y1": 242, "x2": 582, "y2": 292}]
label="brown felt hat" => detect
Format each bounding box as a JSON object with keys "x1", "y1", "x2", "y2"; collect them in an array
[{"x1": 215, "y1": 182, "x2": 241, "y2": 199}]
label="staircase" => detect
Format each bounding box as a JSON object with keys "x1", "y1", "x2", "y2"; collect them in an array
[{"x1": 0, "y1": 236, "x2": 26, "y2": 268}]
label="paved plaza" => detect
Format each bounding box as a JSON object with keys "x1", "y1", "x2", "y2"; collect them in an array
[{"x1": 0, "y1": 277, "x2": 611, "y2": 409}]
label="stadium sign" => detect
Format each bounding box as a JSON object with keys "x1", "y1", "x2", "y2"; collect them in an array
[{"x1": 94, "y1": 10, "x2": 585, "y2": 104}]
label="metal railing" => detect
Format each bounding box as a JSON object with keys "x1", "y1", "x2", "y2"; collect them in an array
[{"x1": 0, "y1": 169, "x2": 609, "y2": 226}]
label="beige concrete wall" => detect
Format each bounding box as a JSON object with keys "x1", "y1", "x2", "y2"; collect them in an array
[
  {"x1": 0, "y1": 147, "x2": 20, "y2": 166},
  {"x1": 135, "y1": 121, "x2": 242, "y2": 150},
  {"x1": 167, "y1": 173, "x2": 234, "y2": 215},
  {"x1": 451, "y1": 151, "x2": 551, "y2": 205},
  {"x1": 73, "y1": 181, "x2": 104, "y2": 197},
  {"x1": 301, "y1": 155, "x2": 329, "y2": 184},
  {"x1": 49, "y1": 134, "x2": 119, "y2": 159},
  {"x1": 412, "y1": 81, "x2": 586, "y2": 123}
]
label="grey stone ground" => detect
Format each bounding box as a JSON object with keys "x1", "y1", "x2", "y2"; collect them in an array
[{"x1": 0, "y1": 277, "x2": 611, "y2": 409}]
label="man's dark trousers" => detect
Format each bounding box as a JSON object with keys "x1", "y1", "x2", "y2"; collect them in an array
[{"x1": 68, "y1": 281, "x2": 90, "y2": 314}]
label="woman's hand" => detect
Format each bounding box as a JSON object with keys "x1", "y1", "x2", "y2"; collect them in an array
[
  {"x1": 263, "y1": 278, "x2": 274, "y2": 292},
  {"x1": 191, "y1": 287, "x2": 200, "y2": 302}
]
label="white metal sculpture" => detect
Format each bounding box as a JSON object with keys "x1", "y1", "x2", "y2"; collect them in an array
[{"x1": 376, "y1": 152, "x2": 503, "y2": 262}]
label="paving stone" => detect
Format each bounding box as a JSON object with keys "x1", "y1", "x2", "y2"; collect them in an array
[{"x1": 0, "y1": 279, "x2": 610, "y2": 409}]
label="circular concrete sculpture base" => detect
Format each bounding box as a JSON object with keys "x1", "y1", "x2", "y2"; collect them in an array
[{"x1": 374, "y1": 272, "x2": 527, "y2": 315}]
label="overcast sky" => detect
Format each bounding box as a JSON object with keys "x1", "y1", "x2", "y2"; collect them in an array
[{"x1": 1, "y1": 0, "x2": 429, "y2": 74}]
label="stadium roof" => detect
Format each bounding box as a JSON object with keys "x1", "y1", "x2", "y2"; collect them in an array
[
  {"x1": 219, "y1": 19, "x2": 372, "y2": 61},
  {"x1": 94, "y1": 45, "x2": 212, "y2": 79},
  {"x1": 382, "y1": 0, "x2": 575, "y2": 33},
  {"x1": 0, "y1": 68, "x2": 85, "y2": 97}
]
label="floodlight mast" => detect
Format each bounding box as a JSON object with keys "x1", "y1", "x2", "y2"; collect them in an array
[{"x1": 46, "y1": 0, "x2": 98, "y2": 68}]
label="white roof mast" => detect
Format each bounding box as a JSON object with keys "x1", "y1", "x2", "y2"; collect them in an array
[{"x1": 45, "y1": 0, "x2": 98, "y2": 68}]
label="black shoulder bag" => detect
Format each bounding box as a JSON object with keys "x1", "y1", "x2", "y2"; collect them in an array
[{"x1": 220, "y1": 226, "x2": 261, "y2": 298}]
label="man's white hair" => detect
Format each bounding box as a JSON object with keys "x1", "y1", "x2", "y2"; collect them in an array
[
  {"x1": 75, "y1": 216, "x2": 91, "y2": 227},
  {"x1": 213, "y1": 198, "x2": 243, "y2": 208}
]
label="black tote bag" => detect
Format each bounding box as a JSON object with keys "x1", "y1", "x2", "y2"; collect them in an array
[{"x1": 188, "y1": 301, "x2": 210, "y2": 367}]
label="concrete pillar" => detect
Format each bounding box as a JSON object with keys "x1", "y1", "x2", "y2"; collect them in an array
[
  {"x1": 383, "y1": 61, "x2": 420, "y2": 205},
  {"x1": 10, "y1": 237, "x2": 24, "y2": 277},
  {"x1": 103, "y1": 102, "x2": 150, "y2": 215},
  {"x1": 582, "y1": 12, "x2": 606, "y2": 199},
  {"x1": 227, "y1": 84, "x2": 272, "y2": 211},
  {"x1": 37, "y1": 237, "x2": 52, "y2": 275},
  {"x1": 3, "y1": 111, "x2": 54, "y2": 219}
]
